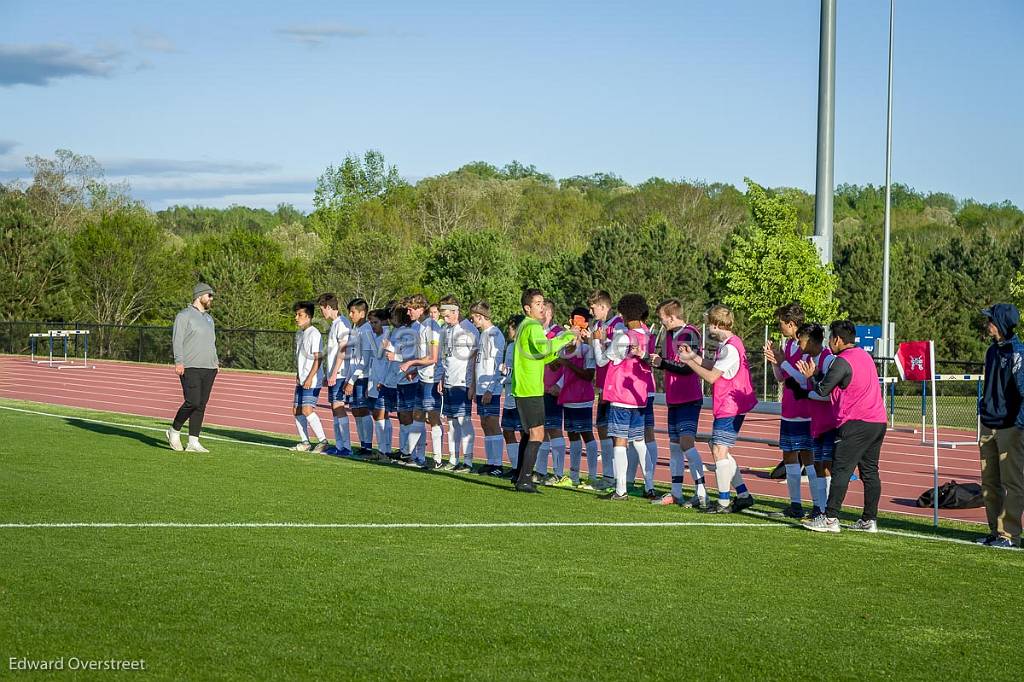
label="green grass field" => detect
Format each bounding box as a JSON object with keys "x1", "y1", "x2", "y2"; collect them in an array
[{"x1": 1, "y1": 398, "x2": 1021, "y2": 681}]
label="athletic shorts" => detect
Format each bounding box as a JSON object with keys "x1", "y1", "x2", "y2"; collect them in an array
[
  {"x1": 779, "y1": 420, "x2": 814, "y2": 453},
  {"x1": 710, "y1": 414, "x2": 747, "y2": 447},
  {"x1": 516, "y1": 396, "x2": 545, "y2": 430},
  {"x1": 607, "y1": 405, "x2": 644, "y2": 441},
  {"x1": 562, "y1": 405, "x2": 594, "y2": 434},
  {"x1": 344, "y1": 378, "x2": 370, "y2": 410},
  {"x1": 442, "y1": 386, "x2": 472, "y2": 418},
  {"x1": 475, "y1": 393, "x2": 501, "y2": 417},
  {"x1": 667, "y1": 400, "x2": 702, "y2": 440},
  {"x1": 595, "y1": 400, "x2": 610, "y2": 428},
  {"x1": 293, "y1": 385, "x2": 322, "y2": 407},
  {"x1": 420, "y1": 381, "x2": 442, "y2": 412},
  {"x1": 327, "y1": 381, "x2": 346, "y2": 405},
  {"x1": 374, "y1": 386, "x2": 398, "y2": 414},
  {"x1": 812, "y1": 429, "x2": 837, "y2": 462},
  {"x1": 643, "y1": 396, "x2": 656, "y2": 430},
  {"x1": 501, "y1": 407, "x2": 522, "y2": 432},
  {"x1": 543, "y1": 393, "x2": 563, "y2": 431},
  {"x1": 397, "y1": 382, "x2": 422, "y2": 413}
]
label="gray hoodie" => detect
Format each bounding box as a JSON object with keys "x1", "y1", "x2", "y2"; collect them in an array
[{"x1": 172, "y1": 305, "x2": 218, "y2": 369}]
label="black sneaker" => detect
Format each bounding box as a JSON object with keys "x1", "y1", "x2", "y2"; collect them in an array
[
  {"x1": 487, "y1": 467, "x2": 505, "y2": 477},
  {"x1": 453, "y1": 463, "x2": 472, "y2": 473},
  {"x1": 515, "y1": 483, "x2": 540, "y2": 493},
  {"x1": 703, "y1": 503, "x2": 734, "y2": 514},
  {"x1": 732, "y1": 495, "x2": 755, "y2": 513},
  {"x1": 643, "y1": 488, "x2": 658, "y2": 500},
  {"x1": 782, "y1": 505, "x2": 806, "y2": 519},
  {"x1": 974, "y1": 534, "x2": 998, "y2": 546},
  {"x1": 600, "y1": 491, "x2": 629, "y2": 501}
]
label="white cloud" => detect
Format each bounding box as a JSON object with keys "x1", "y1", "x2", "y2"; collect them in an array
[
  {"x1": 276, "y1": 24, "x2": 369, "y2": 46},
  {"x1": 0, "y1": 43, "x2": 123, "y2": 87}
]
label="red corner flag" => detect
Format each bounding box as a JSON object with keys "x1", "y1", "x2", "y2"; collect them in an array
[{"x1": 894, "y1": 341, "x2": 932, "y2": 381}]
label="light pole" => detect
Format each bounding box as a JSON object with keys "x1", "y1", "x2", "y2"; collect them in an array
[
  {"x1": 813, "y1": 0, "x2": 837, "y2": 265},
  {"x1": 880, "y1": 0, "x2": 895, "y2": 359}
]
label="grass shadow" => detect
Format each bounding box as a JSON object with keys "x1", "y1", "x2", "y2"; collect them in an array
[{"x1": 67, "y1": 420, "x2": 165, "y2": 448}]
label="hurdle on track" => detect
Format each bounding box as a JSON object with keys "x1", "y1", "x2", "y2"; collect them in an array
[
  {"x1": 29, "y1": 330, "x2": 94, "y2": 370},
  {"x1": 918, "y1": 374, "x2": 982, "y2": 449}
]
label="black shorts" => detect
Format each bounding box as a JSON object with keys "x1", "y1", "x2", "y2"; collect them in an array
[{"x1": 515, "y1": 396, "x2": 546, "y2": 430}]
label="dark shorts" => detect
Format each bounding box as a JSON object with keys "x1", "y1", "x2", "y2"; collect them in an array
[
  {"x1": 812, "y1": 429, "x2": 837, "y2": 462},
  {"x1": 667, "y1": 400, "x2": 702, "y2": 440},
  {"x1": 420, "y1": 381, "x2": 442, "y2": 412},
  {"x1": 475, "y1": 393, "x2": 501, "y2": 417},
  {"x1": 516, "y1": 396, "x2": 545, "y2": 430},
  {"x1": 595, "y1": 400, "x2": 610, "y2": 428},
  {"x1": 643, "y1": 396, "x2": 656, "y2": 429},
  {"x1": 374, "y1": 386, "x2": 398, "y2": 414},
  {"x1": 501, "y1": 406, "x2": 522, "y2": 432},
  {"x1": 345, "y1": 378, "x2": 370, "y2": 410},
  {"x1": 327, "y1": 381, "x2": 346, "y2": 404},
  {"x1": 443, "y1": 386, "x2": 472, "y2": 418},
  {"x1": 543, "y1": 393, "x2": 563, "y2": 431},
  {"x1": 562, "y1": 405, "x2": 594, "y2": 434},
  {"x1": 294, "y1": 385, "x2": 322, "y2": 407},
  {"x1": 397, "y1": 383, "x2": 422, "y2": 413},
  {"x1": 711, "y1": 414, "x2": 747, "y2": 447},
  {"x1": 607, "y1": 405, "x2": 645, "y2": 441},
  {"x1": 780, "y1": 420, "x2": 814, "y2": 453}
]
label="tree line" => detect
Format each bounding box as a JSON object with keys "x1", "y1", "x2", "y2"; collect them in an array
[{"x1": 2, "y1": 149, "x2": 1022, "y2": 363}]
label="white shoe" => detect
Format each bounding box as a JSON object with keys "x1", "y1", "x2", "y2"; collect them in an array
[
  {"x1": 184, "y1": 441, "x2": 209, "y2": 453},
  {"x1": 166, "y1": 429, "x2": 184, "y2": 452},
  {"x1": 804, "y1": 514, "x2": 841, "y2": 533},
  {"x1": 289, "y1": 441, "x2": 312, "y2": 452},
  {"x1": 849, "y1": 519, "x2": 878, "y2": 533}
]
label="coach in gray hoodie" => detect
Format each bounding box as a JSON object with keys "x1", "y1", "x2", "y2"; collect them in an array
[{"x1": 166, "y1": 283, "x2": 219, "y2": 453}]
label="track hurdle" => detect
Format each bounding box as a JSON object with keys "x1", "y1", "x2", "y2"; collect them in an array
[
  {"x1": 28, "y1": 329, "x2": 94, "y2": 369},
  {"x1": 918, "y1": 374, "x2": 982, "y2": 449}
]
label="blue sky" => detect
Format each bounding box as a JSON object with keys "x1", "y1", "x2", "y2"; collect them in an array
[{"x1": 1, "y1": 0, "x2": 1021, "y2": 212}]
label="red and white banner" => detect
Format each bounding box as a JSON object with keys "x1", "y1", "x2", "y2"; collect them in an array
[{"x1": 894, "y1": 341, "x2": 932, "y2": 381}]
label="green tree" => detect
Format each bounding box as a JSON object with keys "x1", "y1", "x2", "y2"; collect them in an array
[
  {"x1": 316, "y1": 230, "x2": 423, "y2": 310},
  {"x1": 721, "y1": 179, "x2": 841, "y2": 326},
  {"x1": 312, "y1": 150, "x2": 405, "y2": 240},
  {"x1": 422, "y1": 229, "x2": 520, "y2": 322},
  {"x1": 0, "y1": 187, "x2": 71, "y2": 320}
]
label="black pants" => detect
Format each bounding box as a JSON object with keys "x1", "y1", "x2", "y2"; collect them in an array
[
  {"x1": 513, "y1": 396, "x2": 545, "y2": 485},
  {"x1": 825, "y1": 420, "x2": 885, "y2": 521},
  {"x1": 172, "y1": 368, "x2": 218, "y2": 437}
]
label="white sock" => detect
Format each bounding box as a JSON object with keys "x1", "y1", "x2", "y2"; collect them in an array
[
  {"x1": 507, "y1": 441, "x2": 519, "y2": 468},
  {"x1": 361, "y1": 415, "x2": 374, "y2": 447},
  {"x1": 294, "y1": 414, "x2": 309, "y2": 442},
  {"x1": 729, "y1": 455, "x2": 750, "y2": 497},
  {"x1": 601, "y1": 438, "x2": 614, "y2": 479},
  {"x1": 536, "y1": 442, "x2": 550, "y2": 475},
  {"x1": 188, "y1": 435, "x2": 201, "y2": 447},
  {"x1": 485, "y1": 435, "x2": 503, "y2": 466},
  {"x1": 456, "y1": 415, "x2": 475, "y2": 465},
  {"x1": 569, "y1": 439, "x2": 582, "y2": 483},
  {"x1": 550, "y1": 437, "x2": 565, "y2": 477},
  {"x1": 447, "y1": 422, "x2": 458, "y2": 464},
  {"x1": 645, "y1": 440, "x2": 658, "y2": 490},
  {"x1": 307, "y1": 413, "x2": 326, "y2": 442},
  {"x1": 398, "y1": 423, "x2": 409, "y2": 455},
  {"x1": 626, "y1": 444, "x2": 639, "y2": 484},
  {"x1": 684, "y1": 447, "x2": 707, "y2": 501},
  {"x1": 383, "y1": 420, "x2": 393, "y2": 454},
  {"x1": 584, "y1": 439, "x2": 599, "y2": 481},
  {"x1": 613, "y1": 445, "x2": 628, "y2": 495},
  {"x1": 825, "y1": 475, "x2": 832, "y2": 499},
  {"x1": 669, "y1": 443, "x2": 685, "y2": 498},
  {"x1": 431, "y1": 424, "x2": 443, "y2": 462},
  {"x1": 632, "y1": 439, "x2": 650, "y2": 489},
  {"x1": 714, "y1": 456, "x2": 735, "y2": 506},
  {"x1": 333, "y1": 415, "x2": 350, "y2": 450},
  {"x1": 804, "y1": 463, "x2": 820, "y2": 508},
  {"x1": 374, "y1": 419, "x2": 388, "y2": 453},
  {"x1": 407, "y1": 421, "x2": 422, "y2": 455},
  {"x1": 785, "y1": 462, "x2": 802, "y2": 505}
]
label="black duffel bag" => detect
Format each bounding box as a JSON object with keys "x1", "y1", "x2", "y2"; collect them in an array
[{"x1": 916, "y1": 480, "x2": 984, "y2": 509}]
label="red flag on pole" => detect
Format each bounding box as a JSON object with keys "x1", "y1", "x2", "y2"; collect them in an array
[{"x1": 894, "y1": 341, "x2": 932, "y2": 381}]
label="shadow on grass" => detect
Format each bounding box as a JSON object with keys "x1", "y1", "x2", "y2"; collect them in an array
[
  {"x1": 199, "y1": 425, "x2": 295, "y2": 448},
  {"x1": 68, "y1": 420, "x2": 165, "y2": 448}
]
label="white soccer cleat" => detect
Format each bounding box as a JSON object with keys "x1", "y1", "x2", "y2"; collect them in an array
[
  {"x1": 185, "y1": 441, "x2": 209, "y2": 453},
  {"x1": 166, "y1": 429, "x2": 184, "y2": 452},
  {"x1": 289, "y1": 441, "x2": 312, "y2": 452}
]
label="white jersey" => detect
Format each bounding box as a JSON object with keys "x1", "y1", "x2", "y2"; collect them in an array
[
  {"x1": 441, "y1": 319, "x2": 479, "y2": 388},
  {"x1": 325, "y1": 315, "x2": 352, "y2": 380},
  {"x1": 368, "y1": 329, "x2": 392, "y2": 391},
  {"x1": 501, "y1": 342, "x2": 516, "y2": 409},
  {"x1": 390, "y1": 324, "x2": 422, "y2": 386},
  {"x1": 417, "y1": 317, "x2": 444, "y2": 383},
  {"x1": 475, "y1": 325, "x2": 506, "y2": 396},
  {"x1": 346, "y1": 322, "x2": 376, "y2": 383},
  {"x1": 295, "y1": 326, "x2": 323, "y2": 388}
]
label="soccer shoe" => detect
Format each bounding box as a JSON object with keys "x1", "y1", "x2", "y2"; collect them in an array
[
  {"x1": 443, "y1": 462, "x2": 458, "y2": 472},
  {"x1": 184, "y1": 441, "x2": 209, "y2": 453},
  {"x1": 530, "y1": 472, "x2": 544, "y2": 484},
  {"x1": 732, "y1": 495, "x2": 756, "y2": 513},
  {"x1": 514, "y1": 483, "x2": 540, "y2": 493},
  {"x1": 600, "y1": 491, "x2": 629, "y2": 501},
  {"x1": 577, "y1": 481, "x2": 595, "y2": 491},
  {"x1": 988, "y1": 538, "x2": 1018, "y2": 550},
  {"x1": 288, "y1": 441, "x2": 312, "y2": 452},
  {"x1": 475, "y1": 465, "x2": 493, "y2": 476},
  {"x1": 974, "y1": 534, "x2": 998, "y2": 546},
  {"x1": 487, "y1": 466, "x2": 505, "y2": 477},
  {"x1": 702, "y1": 503, "x2": 734, "y2": 514},
  {"x1": 652, "y1": 493, "x2": 682, "y2": 506},
  {"x1": 782, "y1": 505, "x2": 807, "y2": 520},
  {"x1": 642, "y1": 488, "x2": 658, "y2": 500},
  {"x1": 554, "y1": 475, "x2": 575, "y2": 488},
  {"x1": 323, "y1": 445, "x2": 339, "y2": 456},
  {"x1": 804, "y1": 515, "x2": 841, "y2": 533},
  {"x1": 311, "y1": 442, "x2": 328, "y2": 454},
  {"x1": 684, "y1": 495, "x2": 708, "y2": 511},
  {"x1": 542, "y1": 474, "x2": 560, "y2": 486},
  {"x1": 849, "y1": 519, "x2": 878, "y2": 533},
  {"x1": 810, "y1": 506, "x2": 824, "y2": 518},
  {"x1": 453, "y1": 463, "x2": 473, "y2": 473},
  {"x1": 165, "y1": 429, "x2": 184, "y2": 452}
]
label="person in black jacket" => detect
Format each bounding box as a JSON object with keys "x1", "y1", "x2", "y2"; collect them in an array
[{"x1": 976, "y1": 303, "x2": 1024, "y2": 549}]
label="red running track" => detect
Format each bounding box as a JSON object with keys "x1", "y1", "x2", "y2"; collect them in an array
[{"x1": 0, "y1": 355, "x2": 985, "y2": 524}]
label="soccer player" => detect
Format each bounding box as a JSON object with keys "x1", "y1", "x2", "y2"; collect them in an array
[
  {"x1": 649, "y1": 299, "x2": 708, "y2": 508},
  {"x1": 764, "y1": 302, "x2": 818, "y2": 518},
  {"x1": 439, "y1": 296, "x2": 479, "y2": 472},
  {"x1": 798, "y1": 320, "x2": 887, "y2": 534},
  {"x1": 590, "y1": 294, "x2": 654, "y2": 501},
  {"x1": 630, "y1": 306, "x2": 659, "y2": 499},
  {"x1": 343, "y1": 298, "x2": 375, "y2": 456},
  {"x1": 470, "y1": 301, "x2": 507, "y2": 476},
  {"x1": 400, "y1": 294, "x2": 445, "y2": 469},
  {"x1": 674, "y1": 305, "x2": 758, "y2": 513},
  {"x1": 537, "y1": 300, "x2": 567, "y2": 484},
  {"x1": 557, "y1": 307, "x2": 599, "y2": 488},
  {"x1": 317, "y1": 293, "x2": 353, "y2": 457},
  {"x1": 588, "y1": 290, "x2": 624, "y2": 490},
  {"x1": 511, "y1": 289, "x2": 580, "y2": 492},
  {"x1": 499, "y1": 315, "x2": 524, "y2": 476},
  {"x1": 289, "y1": 301, "x2": 328, "y2": 453},
  {"x1": 368, "y1": 308, "x2": 397, "y2": 458},
  {"x1": 388, "y1": 304, "x2": 424, "y2": 464},
  {"x1": 793, "y1": 322, "x2": 835, "y2": 517}
]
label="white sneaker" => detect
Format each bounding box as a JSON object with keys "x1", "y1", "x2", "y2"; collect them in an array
[
  {"x1": 804, "y1": 514, "x2": 841, "y2": 533},
  {"x1": 289, "y1": 441, "x2": 312, "y2": 452},
  {"x1": 166, "y1": 429, "x2": 183, "y2": 452},
  {"x1": 310, "y1": 441, "x2": 328, "y2": 454},
  {"x1": 849, "y1": 519, "x2": 878, "y2": 533},
  {"x1": 185, "y1": 441, "x2": 209, "y2": 453}
]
